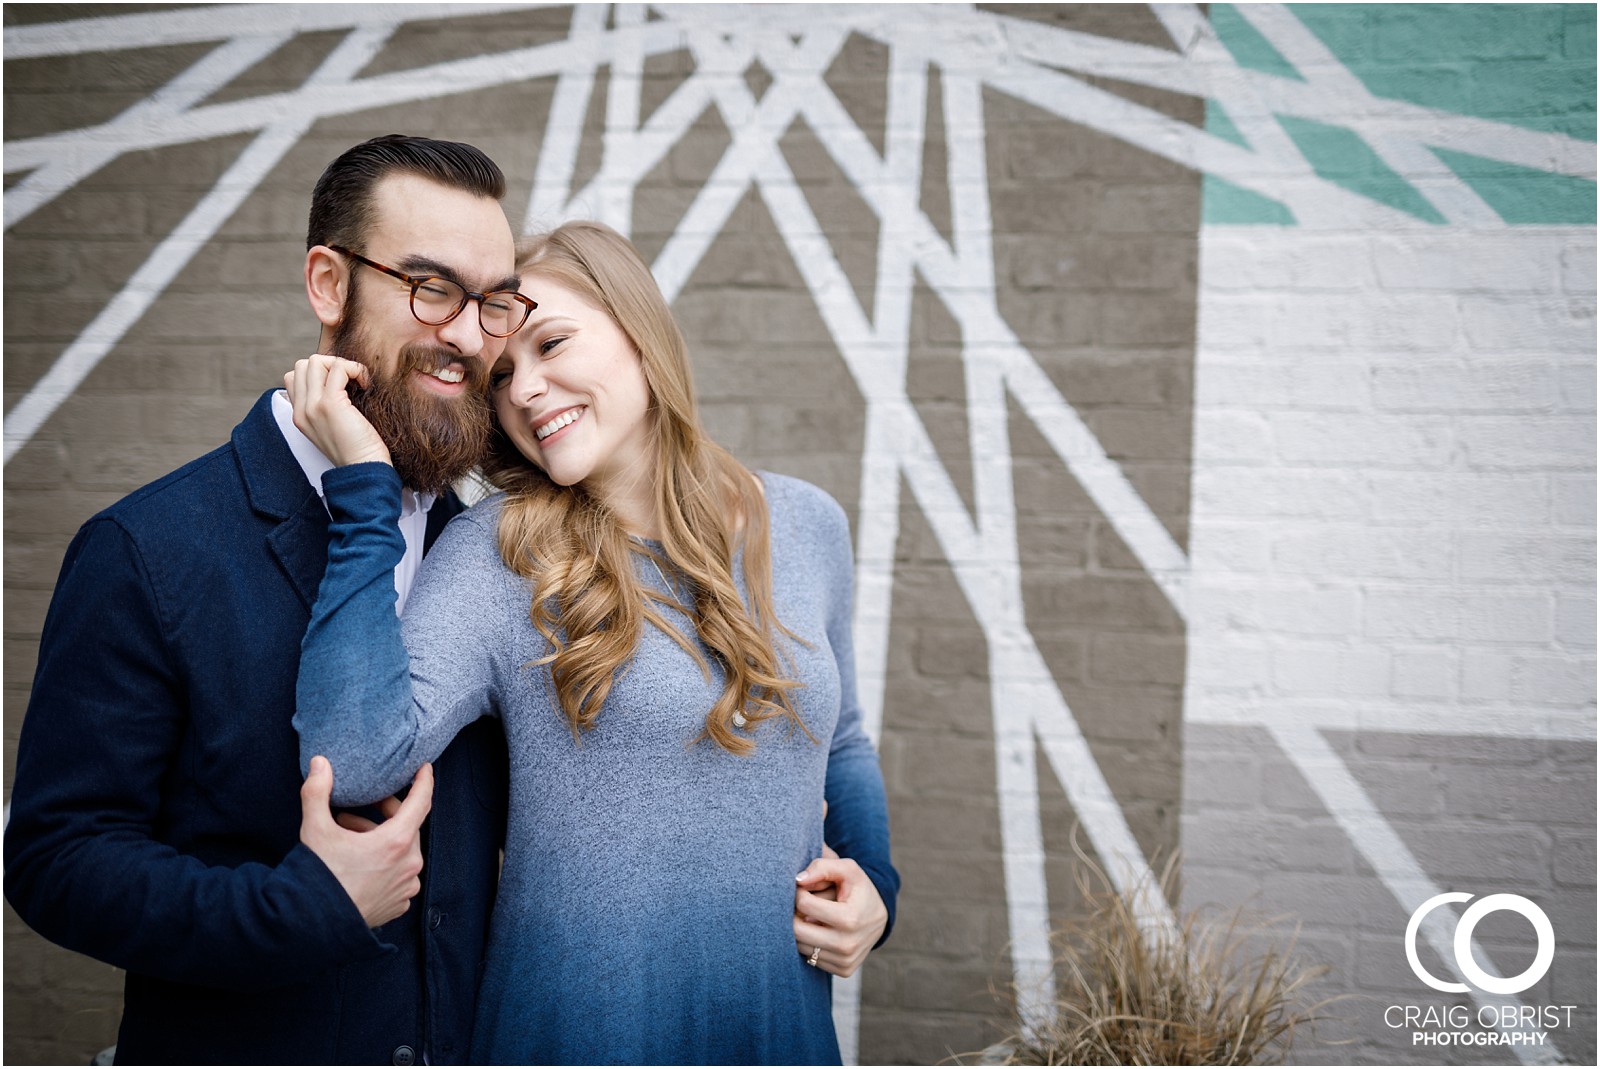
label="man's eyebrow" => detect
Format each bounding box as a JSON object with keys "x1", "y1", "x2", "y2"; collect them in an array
[{"x1": 396, "y1": 255, "x2": 518, "y2": 293}]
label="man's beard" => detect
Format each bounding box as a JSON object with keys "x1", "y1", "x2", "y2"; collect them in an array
[{"x1": 329, "y1": 296, "x2": 492, "y2": 496}]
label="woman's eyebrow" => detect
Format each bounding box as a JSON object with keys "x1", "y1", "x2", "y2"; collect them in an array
[{"x1": 521, "y1": 314, "x2": 579, "y2": 333}]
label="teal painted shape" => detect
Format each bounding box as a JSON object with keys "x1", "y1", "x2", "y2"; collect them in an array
[
  {"x1": 1195, "y1": 6, "x2": 1597, "y2": 227},
  {"x1": 1277, "y1": 114, "x2": 1448, "y2": 222},
  {"x1": 1568, "y1": 4, "x2": 1598, "y2": 67},
  {"x1": 1291, "y1": 4, "x2": 1597, "y2": 142},
  {"x1": 1432, "y1": 146, "x2": 1598, "y2": 223},
  {"x1": 1206, "y1": 100, "x2": 1251, "y2": 149},
  {"x1": 1202, "y1": 174, "x2": 1297, "y2": 225},
  {"x1": 1202, "y1": 97, "x2": 1296, "y2": 223},
  {"x1": 1210, "y1": 4, "x2": 1304, "y2": 81}
]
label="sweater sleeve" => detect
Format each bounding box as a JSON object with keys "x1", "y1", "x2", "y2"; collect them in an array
[
  {"x1": 4, "y1": 518, "x2": 386, "y2": 990},
  {"x1": 295, "y1": 463, "x2": 503, "y2": 807},
  {"x1": 811, "y1": 490, "x2": 901, "y2": 947}
]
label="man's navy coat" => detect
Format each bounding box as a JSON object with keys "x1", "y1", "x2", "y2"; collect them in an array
[{"x1": 4, "y1": 390, "x2": 508, "y2": 1065}]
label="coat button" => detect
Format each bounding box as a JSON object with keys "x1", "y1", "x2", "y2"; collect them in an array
[
  {"x1": 428, "y1": 907, "x2": 443, "y2": 930},
  {"x1": 392, "y1": 1045, "x2": 416, "y2": 1065}
]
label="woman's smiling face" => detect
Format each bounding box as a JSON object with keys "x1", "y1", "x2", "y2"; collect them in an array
[{"x1": 490, "y1": 272, "x2": 655, "y2": 503}]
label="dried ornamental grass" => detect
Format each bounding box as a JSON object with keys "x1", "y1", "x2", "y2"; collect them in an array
[{"x1": 978, "y1": 850, "x2": 1336, "y2": 1066}]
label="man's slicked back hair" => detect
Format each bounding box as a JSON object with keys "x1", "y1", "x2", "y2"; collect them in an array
[{"x1": 306, "y1": 133, "x2": 506, "y2": 252}]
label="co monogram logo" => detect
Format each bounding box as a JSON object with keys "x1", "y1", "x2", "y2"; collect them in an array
[{"x1": 1405, "y1": 893, "x2": 1554, "y2": 995}]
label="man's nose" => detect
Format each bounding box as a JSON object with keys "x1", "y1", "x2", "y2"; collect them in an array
[{"x1": 434, "y1": 303, "x2": 488, "y2": 355}]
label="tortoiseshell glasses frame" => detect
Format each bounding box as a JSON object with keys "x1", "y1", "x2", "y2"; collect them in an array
[{"x1": 328, "y1": 244, "x2": 536, "y2": 338}]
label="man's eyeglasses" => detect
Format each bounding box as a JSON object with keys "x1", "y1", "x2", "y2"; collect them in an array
[{"x1": 328, "y1": 245, "x2": 535, "y2": 338}]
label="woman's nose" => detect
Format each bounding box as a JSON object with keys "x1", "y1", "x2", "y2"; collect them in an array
[{"x1": 511, "y1": 363, "x2": 546, "y2": 407}]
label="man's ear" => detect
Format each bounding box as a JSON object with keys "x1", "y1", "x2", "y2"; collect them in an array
[{"x1": 305, "y1": 245, "x2": 348, "y2": 329}]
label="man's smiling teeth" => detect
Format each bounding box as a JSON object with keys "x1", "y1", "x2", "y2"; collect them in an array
[
  {"x1": 423, "y1": 367, "x2": 465, "y2": 384},
  {"x1": 536, "y1": 406, "x2": 585, "y2": 441}
]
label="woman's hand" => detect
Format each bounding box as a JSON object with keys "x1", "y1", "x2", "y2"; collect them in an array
[
  {"x1": 793, "y1": 846, "x2": 889, "y2": 978},
  {"x1": 284, "y1": 353, "x2": 392, "y2": 468}
]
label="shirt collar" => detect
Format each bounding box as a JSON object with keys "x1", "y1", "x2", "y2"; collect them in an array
[{"x1": 270, "y1": 389, "x2": 437, "y2": 516}]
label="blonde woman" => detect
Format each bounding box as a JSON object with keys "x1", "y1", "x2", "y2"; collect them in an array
[{"x1": 288, "y1": 221, "x2": 897, "y2": 1064}]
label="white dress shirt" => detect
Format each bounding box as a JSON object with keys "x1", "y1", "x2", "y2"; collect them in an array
[{"x1": 271, "y1": 389, "x2": 436, "y2": 615}]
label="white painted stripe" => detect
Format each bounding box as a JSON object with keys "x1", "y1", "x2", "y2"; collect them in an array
[
  {"x1": 851, "y1": 40, "x2": 931, "y2": 750},
  {"x1": 4, "y1": 33, "x2": 292, "y2": 230},
  {"x1": 565, "y1": 70, "x2": 717, "y2": 226},
  {"x1": 650, "y1": 31, "x2": 842, "y2": 303},
  {"x1": 993, "y1": 701, "x2": 1056, "y2": 1031},
  {"x1": 4, "y1": 26, "x2": 397, "y2": 465},
  {"x1": 1017, "y1": 631, "x2": 1182, "y2": 928},
  {"x1": 776, "y1": 71, "x2": 1192, "y2": 611},
  {"x1": 616, "y1": 34, "x2": 864, "y2": 1058},
  {"x1": 823, "y1": 31, "x2": 934, "y2": 1064},
  {"x1": 975, "y1": 7, "x2": 1597, "y2": 181},
  {"x1": 650, "y1": 25, "x2": 773, "y2": 267},
  {"x1": 1186, "y1": 699, "x2": 1597, "y2": 741},
  {"x1": 985, "y1": 59, "x2": 1422, "y2": 231},
  {"x1": 523, "y1": 4, "x2": 610, "y2": 230},
  {"x1": 1267, "y1": 95, "x2": 1596, "y2": 183},
  {"x1": 11, "y1": 3, "x2": 1589, "y2": 192},
  {"x1": 1001, "y1": 353, "x2": 1192, "y2": 614},
  {"x1": 1152, "y1": 4, "x2": 1341, "y2": 228},
  {"x1": 11, "y1": 11, "x2": 1579, "y2": 1065},
  {"x1": 582, "y1": 38, "x2": 871, "y2": 1055},
  {"x1": 1234, "y1": 4, "x2": 1504, "y2": 227},
  {"x1": 996, "y1": 10, "x2": 1230, "y2": 94},
  {"x1": 741, "y1": 110, "x2": 1176, "y2": 1036},
  {"x1": 4, "y1": 24, "x2": 682, "y2": 173},
  {"x1": 2, "y1": 3, "x2": 556, "y2": 58},
  {"x1": 598, "y1": 4, "x2": 648, "y2": 234},
  {"x1": 1269, "y1": 724, "x2": 1565, "y2": 1065}
]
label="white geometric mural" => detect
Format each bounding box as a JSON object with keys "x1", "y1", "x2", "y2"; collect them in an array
[{"x1": 5, "y1": 4, "x2": 1594, "y2": 1064}]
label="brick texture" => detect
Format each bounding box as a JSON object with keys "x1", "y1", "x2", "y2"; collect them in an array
[
  {"x1": 4, "y1": 3, "x2": 1595, "y2": 1067},
  {"x1": 1184, "y1": 148, "x2": 1595, "y2": 1069}
]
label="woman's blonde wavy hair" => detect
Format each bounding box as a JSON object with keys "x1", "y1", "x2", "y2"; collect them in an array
[{"x1": 482, "y1": 220, "x2": 807, "y2": 755}]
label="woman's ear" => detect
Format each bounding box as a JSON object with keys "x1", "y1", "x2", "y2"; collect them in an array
[{"x1": 305, "y1": 245, "x2": 348, "y2": 329}]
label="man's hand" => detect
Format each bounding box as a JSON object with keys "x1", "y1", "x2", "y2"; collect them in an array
[
  {"x1": 793, "y1": 846, "x2": 888, "y2": 978},
  {"x1": 299, "y1": 756, "x2": 431, "y2": 928},
  {"x1": 284, "y1": 353, "x2": 391, "y2": 468}
]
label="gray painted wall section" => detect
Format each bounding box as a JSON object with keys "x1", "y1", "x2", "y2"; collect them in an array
[{"x1": 3, "y1": 4, "x2": 1593, "y2": 1065}]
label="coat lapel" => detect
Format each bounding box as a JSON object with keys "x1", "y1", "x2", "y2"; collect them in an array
[
  {"x1": 233, "y1": 390, "x2": 332, "y2": 613},
  {"x1": 267, "y1": 499, "x2": 334, "y2": 612},
  {"x1": 232, "y1": 389, "x2": 469, "y2": 610},
  {"x1": 424, "y1": 490, "x2": 464, "y2": 553}
]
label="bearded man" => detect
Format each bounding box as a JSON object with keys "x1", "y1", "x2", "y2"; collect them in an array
[{"x1": 4, "y1": 135, "x2": 521, "y2": 1065}]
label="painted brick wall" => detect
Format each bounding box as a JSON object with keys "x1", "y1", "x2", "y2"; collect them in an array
[
  {"x1": 4, "y1": 4, "x2": 1594, "y2": 1066},
  {"x1": 1183, "y1": 5, "x2": 1595, "y2": 1066},
  {"x1": 1185, "y1": 226, "x2": 1596, "y2": 1066}
]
